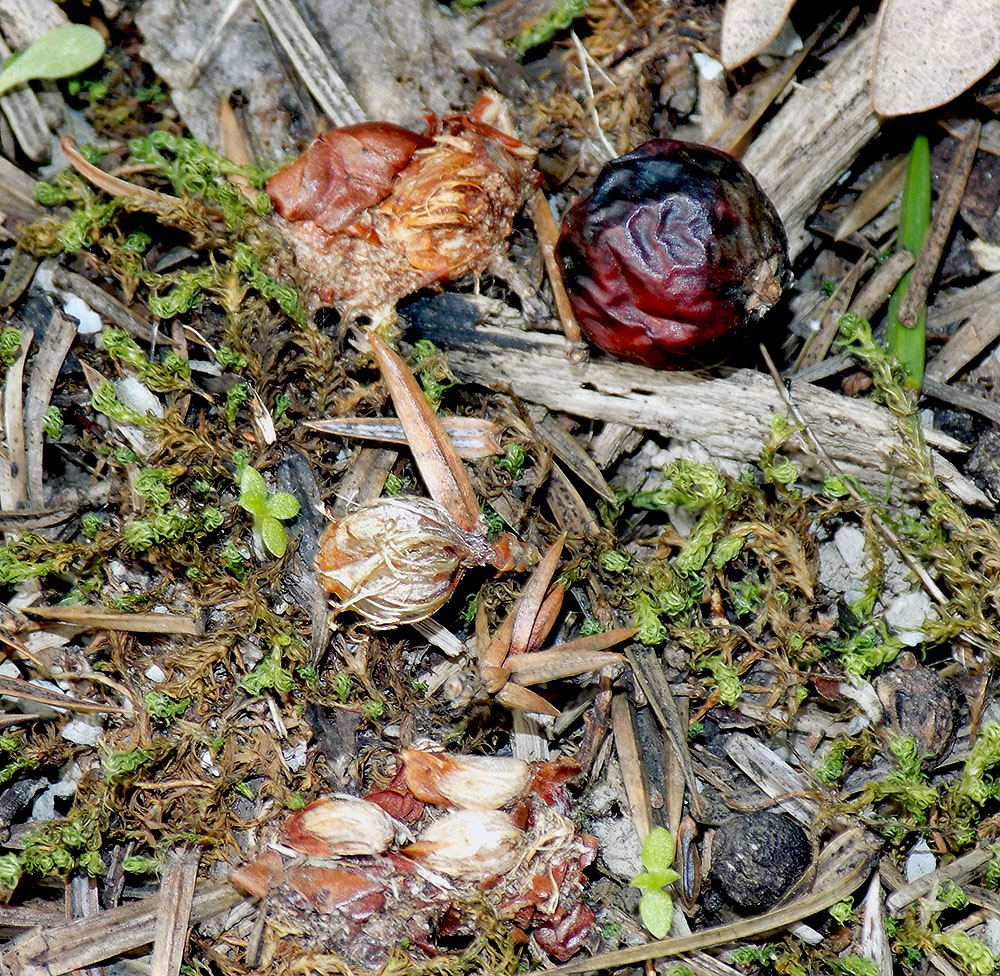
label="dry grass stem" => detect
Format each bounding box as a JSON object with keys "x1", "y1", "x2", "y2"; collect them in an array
[
  {"x1": 252, "y1": 0, "x2": 365, "y2": 126},
  {"x1": 1, "y1": 327, "x2": 33, "y2": 510},
  {"x1": 304, "y1": 416, "x2": 502, "y2": 458},
  {"x1": 610, "y1": 692, "x2": 653, "y2": 841}
]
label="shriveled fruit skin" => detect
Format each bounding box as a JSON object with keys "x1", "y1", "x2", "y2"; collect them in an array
[{"x1": 557, "y1": 139, "x2": 790, "y2": 369}]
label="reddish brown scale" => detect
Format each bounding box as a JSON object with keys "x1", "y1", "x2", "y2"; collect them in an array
[
  {"x1": 532, "y1": 897, "x2": 597, "y2": 960},
  {"x1": 557, "y1": 139, "x2": 790, "y2": 369},
  {"x1": 365, "y1": 766, "x2": 425, "y2": 822},
  {"x1": 265, "y1": 122, "x2": 431, "y2": 248},
  {"x1": 286, "y1": 865, "x2": 386, "y2": 917}
]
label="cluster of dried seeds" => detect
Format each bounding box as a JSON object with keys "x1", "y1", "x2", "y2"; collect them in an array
[{"x1": 231, "y1": 750, "x2": 598, "y2": 968}]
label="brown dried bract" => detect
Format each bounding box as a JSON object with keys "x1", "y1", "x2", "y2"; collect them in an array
[{"x1": 268, "y1": 92, "x2": 538, "y2": 312}]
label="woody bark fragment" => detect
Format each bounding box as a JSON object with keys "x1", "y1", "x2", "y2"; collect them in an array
[{"x1": 404, "y1": 313, "x2": 988, "y2": 508}]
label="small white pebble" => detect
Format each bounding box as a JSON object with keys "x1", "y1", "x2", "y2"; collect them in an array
[
  {"x1": 283, "y1": 739, "x2": 308, "y2": 773},
  {"x1": 885, "y1": 590, "x2": 937, "y2": 646},
  {"x1": 31, "y1": 763, "x2": 82, "y2": 821},
  {"x1": 116, "y1": 376, "x2": 164, "y2": 418},
  {"x1": 188, "y1": 359, "x2": 221, "y2": 376},
  {"x1": 199, "y1": 749, "x2": 222, "y2": 777},
  {"x1": 145, "y1": 664, "x2": 166, "y2": 683},
  {"x1": 905, "y1": 837, "x2": 936, "y2": 881},
  {"x1": 61, "y1": 717, "x2": 104, "y2": 746},
  {"x1": 692, "y1": 52, "x2": 724, "y2": 80},
  {"x1": 63, "y1": 294, "x2": 102, "y2": 334}
]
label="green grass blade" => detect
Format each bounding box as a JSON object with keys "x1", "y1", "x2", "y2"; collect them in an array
[{"x1": 885, "y1": 133, "x2": 931, "y2": 391}]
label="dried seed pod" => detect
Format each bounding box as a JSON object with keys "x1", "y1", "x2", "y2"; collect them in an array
[
  {"x1": 401, "y1": 809, "x2": 524, "y2": 879},
  {"x1": 316, "y1": 496, "x2": 497, "y2": 628},
  {"x1": 557, "y1": 139, "x2": 790, "y2": 369},
  {"x1": 381, "y1": 113, "x2": 535, "y2": 281},
  {"x1": 281, "y1": 797, "x2": 395, "y2": 856},
  {"x1": 709, "y1": 810, "x2": 811, "y2": 913},
  {"x1": 401, "y1": 749, "x2": 531, "y2": 810},
  {"x1": 676, "y1": 816, "x2": 702, "y2": 911},
  {"x1": 873, "y1": 652, "x2": 956, "y2": 759},
  {"x1": 268, "y1": 92, "x2": 537, "y2": 313},
  {"x1": 315, "y1": 333, "x2": 537, "y2": 629}
]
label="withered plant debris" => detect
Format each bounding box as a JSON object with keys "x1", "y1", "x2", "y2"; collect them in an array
[{"x1": 8, "y1": 4, "x2": 1000, "y2": 976}]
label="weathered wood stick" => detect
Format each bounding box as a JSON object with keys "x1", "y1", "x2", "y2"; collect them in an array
[
  {"x1": 406, "y1": 311, "x2": 988, "y2": 508},
  {"x1": 3, "y1": 883, "x2": 244, "y2": 976}
]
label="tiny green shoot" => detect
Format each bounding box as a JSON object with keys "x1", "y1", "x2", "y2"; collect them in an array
[
  {"x1": 237, "y1": 466, "x2": 300, "y2": 558},
  {"x1": 0, "y1": 25, "x2": 105, "y2": 97},
  {"x1": 630, "y1": 827, "x2": 680, "y2": 938},
  {"x1": 885, "y1": 133, "x2": 931, "y2": 390}
]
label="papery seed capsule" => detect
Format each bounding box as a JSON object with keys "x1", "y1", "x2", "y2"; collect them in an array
[
  {"x1": 281, "y1": 797, "x2": 395, "y2": 856},
  {"x1": 401, "y1": 749, "x2": 531, "y2": 810},
  {"x1": 316, "y1": 496, "x2": 496, "y2": 628},
  {"x1": 401, "y1": 809, "x2": 525, "y2": 879}
]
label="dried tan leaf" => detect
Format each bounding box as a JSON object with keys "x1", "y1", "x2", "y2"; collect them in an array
[
  {"x1": 721, "y1": 0, "x2": 797, "y2": 69},
  {"x1": 304, "y1": 415, "x2": 502, "y2": 458},
  {"x1": 368, "y1": 332, "x2": 481, "y2": 533},
  {"x1": 23, "y1": 606, "x2": 204, "y2": 635},
  {"x1": 872, "y1": 0, "x2": 1000, "y2": 116},
  {"x1": 492, "y1": 681, "x2": 560, "y2": 717},
  {"x1": 0, "y1": 673, "x2": 128, "y2": 715},
  {"x1": 502, "y1": 648, "x2": 624, "y2": 685}
]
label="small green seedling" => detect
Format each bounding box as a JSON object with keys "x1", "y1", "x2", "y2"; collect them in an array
[
  {"x1": 0, "y1": 25, "x2": 105, "y2": 98},
  {"x1": 631, "y1": 826, "x2": 681, "y2": 938},
  {"x1": 237, "y1": 466, "x2": 299, "y2": 558}
]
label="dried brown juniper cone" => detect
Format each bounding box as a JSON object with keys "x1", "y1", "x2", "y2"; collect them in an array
[{"x1": 557, "y1": 139, "x2": 790, "y2": 369}]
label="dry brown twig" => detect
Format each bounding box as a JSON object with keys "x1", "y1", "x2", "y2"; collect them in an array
[
  {"x1": 530, "y1": 190, "x2": 589, "y2": 360},
  {"x1": 150, "y1": 849, "x2": 200, "y2": 976}
]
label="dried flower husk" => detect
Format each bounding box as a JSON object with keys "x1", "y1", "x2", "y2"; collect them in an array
[
  {"x1": 231, "y1": 794, "x2": 598, "y2": 967},
  {"x1": 267, "y1": 92, "x2": 537, "y2": 312},
  {"x1": 401, "y1": 749, "x2": 531, "y2": 810},
  {"x1": 316, "y1": 495, "x2": 497, "y2": 628},
  {"x1": 402, "y1": 809, "x2": 525, "y2": 879},
  {"x1": 281, "y1": 797, "x2": 395, "y2": 856}
]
